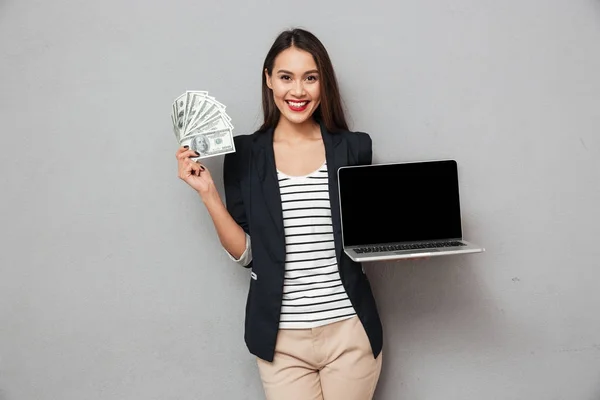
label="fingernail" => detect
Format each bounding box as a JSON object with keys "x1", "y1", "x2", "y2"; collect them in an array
[
  {"x1": 200, "y1": 165, "x2": 205, "y2": 171},
  {"x1": 194, "y1": 152, "x2": 199, "y2": 156},
  {"x1": 183, "y1": 145, "x2": 189, "y2": 149}
]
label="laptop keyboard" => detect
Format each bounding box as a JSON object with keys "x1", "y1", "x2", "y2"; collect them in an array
[{"x1": 354, "y1": 241, "x2": 466, "y2": 254}]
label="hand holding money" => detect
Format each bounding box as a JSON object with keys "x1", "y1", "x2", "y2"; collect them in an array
[
  {"x1": 170, "y1": 90, "x2": 236, "y2": 161},
  {"x1": 176, "y1": 146, "x2": 218, "y2": 199}
]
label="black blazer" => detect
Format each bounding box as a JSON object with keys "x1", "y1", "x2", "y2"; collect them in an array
[{"x1": 222, "y1": 122, "x2": 383, "y2": 362}]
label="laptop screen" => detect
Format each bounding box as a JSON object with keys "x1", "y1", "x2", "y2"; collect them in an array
[{"x1": 338, "y1": 160, "x2": 463, "y2": 247}]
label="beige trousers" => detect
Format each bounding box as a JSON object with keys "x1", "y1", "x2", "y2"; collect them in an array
[{"x1": 256, "y1": 316, "x2": 383, "y2": 400}]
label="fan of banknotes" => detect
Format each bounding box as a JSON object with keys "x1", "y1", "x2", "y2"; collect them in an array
[{"x1": 170, "y1": 90, "x2": 236, "y2": 160}]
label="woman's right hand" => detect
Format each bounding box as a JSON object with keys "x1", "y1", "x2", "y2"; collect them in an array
[{"x1": 176, "y1": 146, "x2": 217, "y2": 199}]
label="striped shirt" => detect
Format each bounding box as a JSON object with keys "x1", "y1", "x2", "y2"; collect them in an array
[{"x1": 277, "y1": 162, "x2": 356, "y2": 329}]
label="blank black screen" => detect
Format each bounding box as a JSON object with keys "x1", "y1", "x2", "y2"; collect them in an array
[{"x1": 338, "y1": 160, "x2": 463, "y2": 246}]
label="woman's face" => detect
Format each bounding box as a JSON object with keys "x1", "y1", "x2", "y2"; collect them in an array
[{"x1": 266, "y1": 46, "x2": 321, "y2": 126}]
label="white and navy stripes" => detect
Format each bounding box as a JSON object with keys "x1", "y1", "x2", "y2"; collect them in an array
[{"x1": 277, "y1": 162, "x2": 356, "y2": 329}]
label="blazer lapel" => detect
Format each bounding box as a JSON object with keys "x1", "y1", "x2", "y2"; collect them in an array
[
  {"x1": 321, "y1": 123, "x2": 347, "y2": 264},
  {"x1": 252, "y1": 128, "x2": 284, "y2": 236}
]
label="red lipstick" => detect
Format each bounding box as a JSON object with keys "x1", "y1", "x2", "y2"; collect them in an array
[{"x1": 286, "y1": 100, "x2": 310, "y2": 112}]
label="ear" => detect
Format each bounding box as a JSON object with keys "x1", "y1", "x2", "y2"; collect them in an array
[{"x1": 265, "y1": 68, "x2": 273, "y2": 89}]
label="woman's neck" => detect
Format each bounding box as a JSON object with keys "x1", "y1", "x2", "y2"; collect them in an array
[{"x1": 273, "y1": 117, "x2": 321, "y2": 143}]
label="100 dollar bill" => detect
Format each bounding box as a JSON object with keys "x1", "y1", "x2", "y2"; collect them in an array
[{"x1": 180, "y1": 128, "x2": 236, "y2": 160}]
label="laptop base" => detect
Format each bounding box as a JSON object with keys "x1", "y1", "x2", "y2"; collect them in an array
[{"x1": 344, "y1": 240, "x2": 485, "y2": 262}]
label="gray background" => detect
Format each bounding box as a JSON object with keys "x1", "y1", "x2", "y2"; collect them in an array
[{"x1": 1, "y1": 0, "x2": 599, "y2": 399}]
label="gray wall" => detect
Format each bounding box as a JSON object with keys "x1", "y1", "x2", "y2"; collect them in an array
[{"x1": 1, "y1": 0, "x2": 599, "y2": 399}]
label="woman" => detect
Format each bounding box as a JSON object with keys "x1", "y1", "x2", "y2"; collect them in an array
[{"x1": 176, "y1": 28, "x2": 383, "y2": 400}]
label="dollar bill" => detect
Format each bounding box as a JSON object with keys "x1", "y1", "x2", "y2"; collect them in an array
[
  {"x1": 183, "y1": 90, "x2": 208, "y2": 134},
  {"x1": 173, "y1": 93, "x2": 187, "y2": 132},
  {"x1": 180, "y1": 128, "x2": 236, "y2": 160},
  {"x1": 170, "y1": 103, "x2": 179, "y2": 139}
]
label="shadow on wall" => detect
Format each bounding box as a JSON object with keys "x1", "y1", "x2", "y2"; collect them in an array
[{"x1": 366, "y1": 251, "x2": 502, "y2": 396}]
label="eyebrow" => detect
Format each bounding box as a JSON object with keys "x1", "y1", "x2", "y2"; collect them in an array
[{"x1": 276, "y1": 69, "x2": 319, "y2": 75}]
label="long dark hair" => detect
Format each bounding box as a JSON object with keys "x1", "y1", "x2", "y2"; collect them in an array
[{"x1": 259, "y1": 28, "x2": 349, "y2": 132}]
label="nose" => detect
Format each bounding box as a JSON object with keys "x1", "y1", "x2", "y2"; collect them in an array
[{"x1": 292, "y1": 80, "x2": 305, "y2": 97}]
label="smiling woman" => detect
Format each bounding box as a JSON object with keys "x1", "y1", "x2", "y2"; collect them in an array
[
  {"x1": 267, "y1": 49, "x2": 321, "y2": 124},
  {"x1": 260, "y1": 29, "x2": 348, "y2": 134},
  {"x1": 175, "y1": 28, "x2": 382, "y2": 400}
]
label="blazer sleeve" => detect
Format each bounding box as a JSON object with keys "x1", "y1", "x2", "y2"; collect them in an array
[
  {"x1": 358, "y1": 132, "x2": 373, "y2": 165},
  {"x1": 222, "y1": 136, "x2": 253, "y2": 268}
]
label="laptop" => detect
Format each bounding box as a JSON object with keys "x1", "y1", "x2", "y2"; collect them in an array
[{"x1": 337, "y1": 159, "x2": 484, "y2": 262}]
